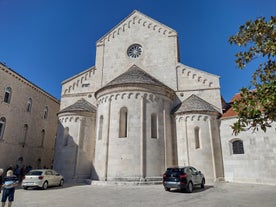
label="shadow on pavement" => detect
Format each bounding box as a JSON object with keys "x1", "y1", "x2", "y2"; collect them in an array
[{"x1": 166, "y1": 185, "x2": 214, "y2": 194}]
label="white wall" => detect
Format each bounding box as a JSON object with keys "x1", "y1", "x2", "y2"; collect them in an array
[{"x1": 220, "y1": 118, "x2": 276, "y2": 185}]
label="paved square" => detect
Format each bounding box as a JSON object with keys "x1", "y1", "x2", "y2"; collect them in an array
[{"x1": 10, "y1": 183, "x2": 276, "y2": 207}]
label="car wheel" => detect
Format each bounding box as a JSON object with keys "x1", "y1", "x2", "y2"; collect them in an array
[
  {"x1": 164, "y1": 187, "x2": 170, "y2": 191},
  {"x1": 59, "y1": 179, "x2": 64, "y2": 186},
  {"x1": 186, "y1": 181, "x2": 193, "y2": 193},
  {"x1": 42, "y1": 181, "x2": 48, "y2": 190},
  {"x1": 23, "y1": 186, "x2": 28, "y2": 190},
  {"x1": 201, "y1": 179, "x2": 205, "y2": 189}
]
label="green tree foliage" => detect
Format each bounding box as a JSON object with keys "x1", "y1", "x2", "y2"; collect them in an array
[{"x1": 229, "y1": 16, "x2": 276, "y2": 135}]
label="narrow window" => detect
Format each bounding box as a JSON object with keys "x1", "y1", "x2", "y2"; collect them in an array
[
  {"x1": 27, "y1": 98, "x2": 32, "y2": 112},
  {"x1": 64, "y1": 127, "x2": 69, "y2": 146},
  {"x1": 43, "y1": 106, "x2": 48, "y2": 119},
  {"x1": 232, "y1": 140, "x2": 244, "y2": 154},
  {"x1": 151, "y1": 113, "x2": 157, "y2": 138},
  {"x1": 41, "y1": 129, "x2": 45, "y2": 147},
  {"x1": 119, "y1": 107, "x2": 128, "y2": 138},
  {"x1": 0, "y1": 117, "x2": 6, "y2": 140},
  {"x1": 194, "y1": 126, "x2": 200, "y2": 149},
  {"x1": 98, "y1": 115, "x2": 103, "y2": 140},
  {"x1": 22, "y1": 124, "x2": 28, "y2": 147},
  {"x1": 4, "y1": 87, "x2": 12, "y2": 103}
]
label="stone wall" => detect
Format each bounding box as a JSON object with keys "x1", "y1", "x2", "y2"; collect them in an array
[
  {"x1": 220, "y1": 117, "x2": 276, "y2": 185},
  {"x1": 0, "y1": 63, "x2": 60, "y2": 170}
]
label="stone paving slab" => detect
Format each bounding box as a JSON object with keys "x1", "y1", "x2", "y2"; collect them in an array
[{"x1": 8, "y1": 182, "x2": 276, "y2": 207}]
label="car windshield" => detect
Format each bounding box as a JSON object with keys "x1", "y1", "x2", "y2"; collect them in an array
[{"x1": 27, "y1": 171, "x2": 43, "y2": 175}]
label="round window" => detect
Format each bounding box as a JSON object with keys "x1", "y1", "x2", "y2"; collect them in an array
[{"x1": 127, "y1": 44, "x2": 142, "y2": 58}]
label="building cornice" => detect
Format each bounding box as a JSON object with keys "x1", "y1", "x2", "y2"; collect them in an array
[{"x1": 0, "y1": 62, "x2": 60, "y2": 104}]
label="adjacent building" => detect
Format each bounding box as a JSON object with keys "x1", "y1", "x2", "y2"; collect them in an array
[{"x1": 0, "y1": 62, "x2": 60, "y2": 171}]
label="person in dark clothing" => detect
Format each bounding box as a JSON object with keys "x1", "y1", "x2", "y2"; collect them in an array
[{"x1": 1, "y1": 170, "x2": 18, "y2": 207}]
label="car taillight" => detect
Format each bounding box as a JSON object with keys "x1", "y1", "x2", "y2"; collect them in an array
[
  {"x1": 162, "y1": 173, "x2": 166, "y2": 181},
  {"x1": 38, "y1": 176, "x2": 44, "y2": 180},
  {"x1": 179, "y1": 173, "x2": 187, "y2": 179}
]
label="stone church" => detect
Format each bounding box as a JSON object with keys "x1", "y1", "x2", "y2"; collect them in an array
[{"x1": 54, "y1": 10, "x2": 276, "y2": 185}]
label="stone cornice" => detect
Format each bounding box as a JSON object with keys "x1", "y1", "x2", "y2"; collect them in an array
[
  {"x1": 97, "y1": 90, "x2": 172, "y2": 106},
  {"x1": 96, "y1": 10, "x2": 177, "y2": 46},
  {"x1": 0, "y1": 62, "x2": 60, "y2": 104}
]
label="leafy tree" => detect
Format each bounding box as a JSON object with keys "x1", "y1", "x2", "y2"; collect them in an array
[{"x1": 229, "y1": 16, "x2": 276, "y2": 135}]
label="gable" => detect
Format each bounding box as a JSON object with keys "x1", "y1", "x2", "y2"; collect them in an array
[
  {"x1": 96, "y1": 10, "x2": 177, "y2": 46},
  {"x1": 95, "y1": 10, "x2": 180, "y2": 91}
]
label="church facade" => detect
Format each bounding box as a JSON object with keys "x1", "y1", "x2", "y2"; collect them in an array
[{"x1": 54, "y1": 11, "x2": 276, "y2": 185}]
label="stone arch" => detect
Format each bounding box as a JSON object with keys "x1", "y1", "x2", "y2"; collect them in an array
[
  {"x1": 143, "y1": 21, "x2": 147, "y2": 26},
  {"x1": 117, "y1": 27, "x2": 122, "y2": 35},
  {"x1": 115, "y1": 94, "x2": 120, "y2": 100},
  {"x1": 135, "y1": 93, "x2": 141, "y2": 99},
  {"x1": 128, "y1": 20, "x2": 132, "y2": 28},
  {"x1": 123, "y1": 24, "x2": 127, "y2": 31},
  {"x1": 128, "y1": 93, "x2": 133, "y2": 99}
]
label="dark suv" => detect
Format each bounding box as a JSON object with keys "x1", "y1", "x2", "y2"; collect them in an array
[{"x1": 162, "y1": 166, "x2": 205, "y2": 193}]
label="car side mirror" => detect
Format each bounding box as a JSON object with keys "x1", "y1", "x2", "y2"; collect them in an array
[{"x1": 198, "y1": 171, "x2": 201, "y2": 174}]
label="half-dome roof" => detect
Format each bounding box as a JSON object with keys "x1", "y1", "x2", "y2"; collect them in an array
[
  {"x1": 95, "y1": 65, "x2": 173, "y2": 96},
  {"x1": 174, "y1": 94, "x2": 219, "y2": 114},
  {"x1": 58, "y1": 98, "x2": 96, "y2": 114},
  {"x1": 107, "y1": 65, "x2": 169, "y2": 87}
]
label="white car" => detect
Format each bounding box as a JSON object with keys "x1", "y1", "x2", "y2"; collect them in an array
[{"x1": 22, "y1": 169, "x2": 64, "y2": 190}]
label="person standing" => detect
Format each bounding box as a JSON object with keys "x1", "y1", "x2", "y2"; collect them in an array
[{"x1": 1, "y1": 170, "x2": 18, "y2": 207}]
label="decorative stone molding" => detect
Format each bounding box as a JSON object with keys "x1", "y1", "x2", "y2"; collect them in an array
[
  {"x1": 0, "y1": 63, "x2": 59, "y2": 103},
  {"x1": 176, "y1": 64, "x2": 217, "y2": 88},
  {"x1": 175, "y1": 114, "x2": 209, "y2": 122},
  {"x1": 59, "y1": 116, "x2": 81, "y2": 123},
  {"x1": 97, "y1": 92, "x2": 165, "y2": 105},
  {"x1": 63, "y1": 68, "x2": 96, "y2": 95},
  {"x1": 97, "y1": 11, "x2": 177, "y2": 45}
]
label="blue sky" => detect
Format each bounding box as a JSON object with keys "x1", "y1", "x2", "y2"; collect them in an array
[{"x1": 0, "y1": 0, "x2": 275, "y2": 101}]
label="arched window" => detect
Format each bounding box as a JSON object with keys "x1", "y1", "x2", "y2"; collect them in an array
[
  {"x1": 23, "y1": 124, "x2": 28, "y2": 147},
  {"x1": 0, "y1": 117, "x2": 6, "y2": 140},
  {"x1": 4, "y1": 87, "x2": 12, "y2": 103},
  {"x1": 43, "y1": 106, "x2": 48, "y2": 119},
  {"x1": 194, "y1": 126, "x2": 200, "y2": 149},
  {"x1": 98, "y1": 115, "x2": 104, "y2": 140},
  {"x1": 41, "y1": 129, "x2": 45, "y2": 147},
  {"x1": 26, "y1": 98, "x2": 32, "y2": 112},
  {"x1": 151, "y1": 113, "x2": 157, "y2": 138},
  {"x1": 64, "y1": 127, "x2": 69, "y2": 146},
  {"x1": 119, "y1": 107, "x2": 128, "y2": 138},
  {"x1": 232, "y1": 140, "x2": 244, "y2": 154}
]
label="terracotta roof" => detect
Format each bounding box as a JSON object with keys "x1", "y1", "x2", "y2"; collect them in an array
[
  {"x1": 58, "y1": 98, "x2": 96, "y2": 114},
  {"x1": 174, "y1": 94, "x2": 220, "y2": 114},
  {"x1": 221, "y1": 93, "x2": 241, "y2": 118}
]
